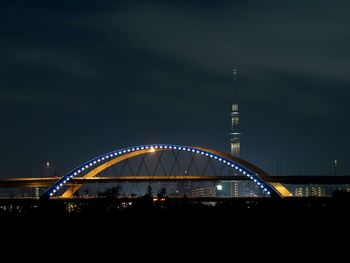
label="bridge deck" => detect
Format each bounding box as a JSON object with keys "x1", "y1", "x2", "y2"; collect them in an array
[{"x1": 0, "y1": 175, "x2": 349, "y2": 188}]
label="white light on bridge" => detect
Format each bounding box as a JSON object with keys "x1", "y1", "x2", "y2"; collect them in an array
[{"x1": 216, "y1": 185, "x2": 223, "y2": 191}]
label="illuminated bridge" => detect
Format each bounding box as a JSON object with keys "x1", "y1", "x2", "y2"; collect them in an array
[{"x1": 1, "y1": 144, "x2": 349, "y2": 199}]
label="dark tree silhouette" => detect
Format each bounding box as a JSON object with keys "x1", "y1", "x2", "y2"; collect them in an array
[
  {"x1": 98, "y1": 185, "x2": 122, "y2": 199},
  {"x1": 157, "y1": 187, "x2": 167, "y2": 199},
  {"x1": 146, "y1": 185, "x2": 153, "y2": 197}
]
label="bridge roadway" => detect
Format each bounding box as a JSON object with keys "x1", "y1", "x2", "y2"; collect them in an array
[{"x1": 0, "y1": 175, "x2": 350, "y2": 188}]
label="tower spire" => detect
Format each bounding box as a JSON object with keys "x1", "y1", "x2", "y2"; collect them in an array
[{"x1": 233, "y1": 68, "x2": 238, "y2": 103}]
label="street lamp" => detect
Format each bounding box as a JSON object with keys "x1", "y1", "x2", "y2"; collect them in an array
[{"x1": 46, "y1": 161, "x2": 50, "y2": 177}]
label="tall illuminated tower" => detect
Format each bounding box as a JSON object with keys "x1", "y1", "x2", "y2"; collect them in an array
[
  {"x1": 229, "y1": 69, "x2": 241, "y2": 197},
  {"x1": 230, "y1": 69, "x2": 241, "y2": 157}
]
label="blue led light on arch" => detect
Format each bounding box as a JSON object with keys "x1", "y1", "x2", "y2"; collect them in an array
[{"x1": 44, "y1": 144, "x2": 275, "y2": 198}]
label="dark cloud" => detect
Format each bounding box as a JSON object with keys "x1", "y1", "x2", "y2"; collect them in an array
[{"x1": 1, "y1": 0, "x2": 349, "y2": 178}]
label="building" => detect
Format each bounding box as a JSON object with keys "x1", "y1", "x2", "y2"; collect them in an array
[
  {"x1": 230, "y1": 181, "x2": 264, "y2": 197},
  {"x1": 192, "y1": 187, "x2": 216, "y2": 197},
  {"x1": 34, "y1": 187, "x2": 40, "y2": 198},
  {"x1": 294, "y1": 185, "x2": 326, "y2": 197}
]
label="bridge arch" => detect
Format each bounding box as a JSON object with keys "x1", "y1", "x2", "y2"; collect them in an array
[{"x1": 42, "y1": 144, "x2": 283, "y2": 198}]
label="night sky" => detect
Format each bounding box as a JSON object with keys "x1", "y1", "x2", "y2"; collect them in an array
[{"x1": 1, "y1": 0, "x2": 349, "y2": 178}]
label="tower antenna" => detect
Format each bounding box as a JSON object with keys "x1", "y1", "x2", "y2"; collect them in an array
[{"x1": 233, "y1": 68, "x2": 238, "y2": 103}]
